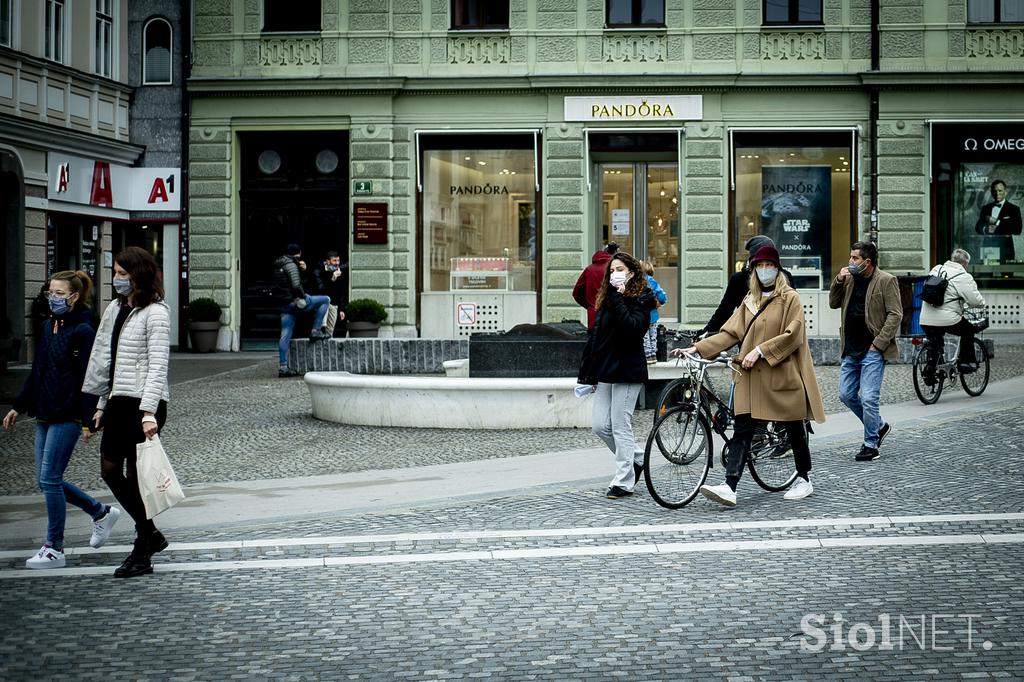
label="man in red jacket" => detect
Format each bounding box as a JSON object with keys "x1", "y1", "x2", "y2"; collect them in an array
[{"x1": 573, "y1": 242, "x2": 619, "y2": 330}]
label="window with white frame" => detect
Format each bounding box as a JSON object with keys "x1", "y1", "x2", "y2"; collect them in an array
[
  {"x1": 95, "y1": 0, "x2": 113, "y2": 77},
  {"x1": 0, "y1": 0, "x2": 13, "y2": 47},
  {"x1": 143, "y1": 18, "x2": 172, "y2": 84},
  {"x1": 45, "y1": 0, "x2": 65, "y2": 62}
]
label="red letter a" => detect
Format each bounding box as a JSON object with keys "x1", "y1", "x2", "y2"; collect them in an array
[
  {"x1": 148, "y1": 177, "x2": 169, "y2": 204},
  {"x1": 90, "y1": 162, "x2": 113, "y2": 206}
]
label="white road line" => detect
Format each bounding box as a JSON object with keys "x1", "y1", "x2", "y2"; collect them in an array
[
  {"x1": 1, "y1": 533, "x2": 1022, "y2": 580},
  {"x1": 1, "y1": 512, "x2": 1022, "y2": 560}
]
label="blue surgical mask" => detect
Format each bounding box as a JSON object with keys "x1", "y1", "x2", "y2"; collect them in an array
[
  {"x1": 48, "y1": 297, "x2": 71, "y2": 315},
  {"x1": 113, "y1": 277, "x2": 133, "y2": 296},
  {"x1": 848, "y1": 261, "x2": 866, "y2": 276}
]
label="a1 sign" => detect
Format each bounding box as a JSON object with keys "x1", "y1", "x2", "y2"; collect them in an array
[
  {"x1": 456, "y1": 302, "x2": 477, "y2": 326},
  {"x1": 354, "y1": 180, "x2": 373, "y2": 195}
]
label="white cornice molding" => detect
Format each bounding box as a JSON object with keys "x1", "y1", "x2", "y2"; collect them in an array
[{"x1": 0, "y1": 114, "x2": 144, "y2": 164}]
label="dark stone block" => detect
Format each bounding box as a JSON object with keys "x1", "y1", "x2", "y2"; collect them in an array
[{"x1": 469, "y1": 321, "x2": 588, "y2": 378}]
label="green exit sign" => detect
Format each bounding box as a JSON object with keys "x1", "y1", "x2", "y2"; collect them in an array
[{"x1": 353, "y1": 180, "x2": 373, "y2": 195}]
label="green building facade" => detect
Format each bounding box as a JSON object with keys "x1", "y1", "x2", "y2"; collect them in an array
[{"x1": 188, "y1": 0, "x2": 1024, "y2": 348}]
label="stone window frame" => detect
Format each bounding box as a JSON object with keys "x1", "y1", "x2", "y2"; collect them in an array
[
  {"x1": 143, "y1": 17, "x2": 172, "y2": 85},
  {"x1": 605, "y1": 0, "x2": 666, "y2": 29},
  {"x1": 94, "y1": 0, "x2": 114, "y2": 78},
  {"x1": 449, "y1": 0, "x2": 510, "y2": 31},
  {"x1": 262, "y1": 0, "x2": 321, "y2": 33},
  {"x1": 44, "y1": 0, "x2": 68, "y2": 64},
  {"x1": 967, "y1": 0, "x2": 1024, "y2": 24},
  {"x1": 762, "y1": 0, "x2": 824, "y2": 27}
]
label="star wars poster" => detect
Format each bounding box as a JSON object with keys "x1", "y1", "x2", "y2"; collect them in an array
[{"x1": 760, "y1": 165, "x2": 831, "y2": 270}]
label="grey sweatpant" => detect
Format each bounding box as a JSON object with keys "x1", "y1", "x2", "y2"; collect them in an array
[{"x1": 591, "y1": 382, "x2": 644, "y2": 491}]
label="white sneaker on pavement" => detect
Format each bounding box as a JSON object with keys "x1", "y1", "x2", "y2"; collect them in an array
[
  {"x1": 90, "y1": 506, "x2": 122, "y2": 548},
  {"x1": 25, "y1": 545, "x2": 66, "y2": 569},
  {"x1": 699, "y1": 483, "x2": 737, "y2": 507},
  {"x1": 784, "y1": 478, "x2": 814, "y2": 500}
]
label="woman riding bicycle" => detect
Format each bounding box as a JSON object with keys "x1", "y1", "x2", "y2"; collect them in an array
[{"x1": 676, "y1": 244, "x2": 825, "y2": 507}]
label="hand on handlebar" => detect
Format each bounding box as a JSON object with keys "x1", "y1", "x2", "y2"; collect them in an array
[{"x1": 670, "y1": 346, "x2": 699, "y2": 358}]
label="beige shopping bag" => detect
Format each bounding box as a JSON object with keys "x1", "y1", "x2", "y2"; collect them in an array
[
  {"x1": 324, "y1": 304, "x2": 339, "y2": 336},
  {"x1": 136, "y1": 435, "x2": 186, "y2": 519}
]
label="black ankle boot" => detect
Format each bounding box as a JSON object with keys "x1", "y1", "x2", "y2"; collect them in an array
[
  {"x1": 149, "y1": 529, "x2": 168, "y2": 554},
  {"x1": 114, "y1": 541, "x2": 153, "y2": 578}
]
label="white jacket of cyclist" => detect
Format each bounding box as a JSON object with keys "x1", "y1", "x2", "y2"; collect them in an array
[
  {"x1": 919, "y1": 260, "x2": 985, "y2": 328},
  {"x1": 83, "y1": 300, "x2": 171, "y2": 413}
]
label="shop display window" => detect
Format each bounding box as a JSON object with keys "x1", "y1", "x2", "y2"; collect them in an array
[
  {"x1": 733, "y1": 132, "x2": 854, "y2": 289},
  {"x1": 932, "y1": 123, "x2": 1024, "y2": 287},
  {"x1": 422, "y1": 146, "x2": 537, "y2": 292}
]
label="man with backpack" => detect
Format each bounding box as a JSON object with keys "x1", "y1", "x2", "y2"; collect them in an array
[{"x1": 919, "y1": 248, "x2": 986, "y2": 385}]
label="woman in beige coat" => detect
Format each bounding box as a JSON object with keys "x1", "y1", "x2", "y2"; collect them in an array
[{"x1": 679, "y1": 244, "x2": 825, "y2": 507}]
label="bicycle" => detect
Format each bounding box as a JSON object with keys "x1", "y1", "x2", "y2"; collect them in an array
[
  {"x1": 911, "y1": 312, "x2": 990, "y2": 405},
  {"x1": 643, "y1": 352, "x2": 798, "y2": 509}
]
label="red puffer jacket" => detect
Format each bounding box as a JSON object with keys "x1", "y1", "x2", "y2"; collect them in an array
[{"x1": 572, "y1": 251, "x2": 613, "y2": 330}]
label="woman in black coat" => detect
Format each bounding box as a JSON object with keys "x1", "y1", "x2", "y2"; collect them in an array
[
  {"x1": 584, "y1": 252, "x2": 657, "y2": 499},
  {"x1": 3, "y1": 271, "x2": 121, "y2": 569}
]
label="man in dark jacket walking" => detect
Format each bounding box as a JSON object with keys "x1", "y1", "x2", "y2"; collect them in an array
[
  {"x1": 273, "y1": 244, "x2": 331, "y2": 377},
  {"x1": 573, "y1": 242, "x2": 618, "y2": 330}
]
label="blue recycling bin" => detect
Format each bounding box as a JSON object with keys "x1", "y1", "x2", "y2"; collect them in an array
[{"x1": 897, "y1": 276, "x2": 927, "y2": 336}]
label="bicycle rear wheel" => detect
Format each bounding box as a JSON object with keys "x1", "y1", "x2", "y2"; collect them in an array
[
  {"x1": 747, "y1": 421, "x2": 798, "y2": 492},
  {"x1": 912, "y1": 344, "x2": 943, "y2": 405},
  {"x1": 960, "y1": 338, "x2": 990, "y2": 396},
  {"x1": 644, "y1": 406, "x2": 712, "y2": 509}
]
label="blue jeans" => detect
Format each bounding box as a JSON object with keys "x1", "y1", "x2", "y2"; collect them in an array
[
  {"x1": 35, "y1": 421, "x2": 105, "y2": 550},
  {"x1": 839, "y1": 351, "x2": 888, "y2": 449},
  {"x1": 278, "y1": 294, "x2": 331, "y2": 365}
]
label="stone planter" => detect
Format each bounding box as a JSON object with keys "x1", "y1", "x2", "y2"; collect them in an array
[
  {"x1": 347, "y1": 321, "x2": 380, "y2": 338},
  {"x1": 188, "y1": 321, "x2": 220, "y2": 352}
]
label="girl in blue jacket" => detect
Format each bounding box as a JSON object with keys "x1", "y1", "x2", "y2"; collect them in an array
[
  {"x1": 2, "y1": 271, "x2": 121, "y2": 569},
  {"x1": 642, "y1": 261, "x2": 668, "y2": 364}
]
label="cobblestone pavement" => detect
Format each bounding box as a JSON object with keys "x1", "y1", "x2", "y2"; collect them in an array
[
  {"x1": 1, "y1": 345, "x2": 1022, "y2": 497},
  {"x1": 1, "y1": 392, "x2": 1022, "y2": 680}
]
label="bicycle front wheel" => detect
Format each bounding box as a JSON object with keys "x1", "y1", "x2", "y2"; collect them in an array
[
  {"x1": 655, "y1": 377, "x2": 692, "y2": 419},
  {"x1": 960, "y1": 338, "x2": 990, "y2": 397},
  {"x1": 747, "y1": 421, "x2": 798, "y2": 492},
  {"x1": 644, "y1": 406, "x2": 712, "y2": 509},
  {"x1": 912, "y1": 344, "x2": 943, "y2": 405}
]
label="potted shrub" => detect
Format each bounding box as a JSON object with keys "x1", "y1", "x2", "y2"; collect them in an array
[
  {"x1": 345, "y1": 298, "x2": 387, "y2": 338},
  {"x1": 186, "y1": 297, "x2": 222, "y2": 353}
]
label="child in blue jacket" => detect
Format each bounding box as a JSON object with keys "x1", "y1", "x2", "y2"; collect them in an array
[{"x1": 643, "y1": 261, "x2": 668, "y2": 364}]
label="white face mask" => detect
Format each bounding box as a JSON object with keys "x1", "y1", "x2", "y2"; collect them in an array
[
  {"x1": 609, "y1": 271, "x2": 629, "y2": 287},
  {"x1": 756, "y1": 267, "x2": 778, "y2": 287}
]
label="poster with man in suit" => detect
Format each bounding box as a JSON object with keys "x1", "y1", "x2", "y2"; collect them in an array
[{"x1": 974, "y1": 178, "x2": 1023, "y2": 264}]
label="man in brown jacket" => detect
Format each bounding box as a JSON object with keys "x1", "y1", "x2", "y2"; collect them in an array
[{"x1": 829, "y1": 241, "x2": 903, "y2": 462}]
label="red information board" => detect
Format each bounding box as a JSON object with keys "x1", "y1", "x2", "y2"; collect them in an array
[{"x1": 353, "y1": 203, "x2": 388, "y2": 244}]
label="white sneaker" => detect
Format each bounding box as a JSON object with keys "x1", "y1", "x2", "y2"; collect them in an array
[
  {"x1": 25, "y1": 545, "x2": 66, "y2": 569},
  {"x1": 699, "y1": 483, "x2": 737, "y2": 507},
  {"x1": 90, "y1": 506, "x2": 122, "y2": 548},
  {"x1": 784, "y1": 478, "x2": 814, "y2": 500}
]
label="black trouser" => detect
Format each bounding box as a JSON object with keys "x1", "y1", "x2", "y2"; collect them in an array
[
  {"x1": 100, "y1": 397, "x2": 168, "y2": 540},
  {"x1": 725, "y1": 414, "x2": 811, "y2": 489},
  {"x1": 922, "y1": 319, "x2": 977, "y2": 368}
]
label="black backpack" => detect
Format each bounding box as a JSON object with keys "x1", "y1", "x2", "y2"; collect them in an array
[{"x1": 920, "y1": 267, "x2": 963, "y2": 306}]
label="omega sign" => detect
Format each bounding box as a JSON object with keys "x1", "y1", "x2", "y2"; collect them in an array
[
  {"x1": 963, "y1": 137, "x2": 1024, "y2": 151},
  {"x1": 563, "y1": 96, "x2": 703, "y2": 122}
]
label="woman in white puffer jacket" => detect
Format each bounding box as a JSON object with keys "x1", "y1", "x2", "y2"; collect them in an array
[
  {"x1": 919, "y1": 248, "x2": 986, "y2": 381},
  {"x1": 83, "y1": 246, "x2": 171, "y2": 578}
]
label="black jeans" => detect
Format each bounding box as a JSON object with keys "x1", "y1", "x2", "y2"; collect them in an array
[
  {"x1": 726, "y1": 414, "x2": 811, "y2": 488},
  {"x1": 922, "y1": 319, "x2": 977, "y2": 368},
  {"x1": 100, "y1": 397, "x2": 168, "y2": 538}
]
